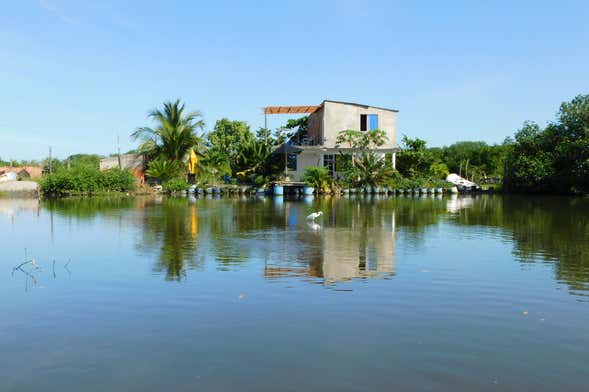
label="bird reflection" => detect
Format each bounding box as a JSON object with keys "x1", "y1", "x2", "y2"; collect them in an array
[{"x1": 307, "y1": 222, "x2": 321, "y2": 231}]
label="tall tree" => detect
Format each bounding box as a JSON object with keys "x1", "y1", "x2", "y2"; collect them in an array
[
  {"x1": 396, "y1": 136, "x2": 432, "y2": 178},
  {"x1": 132, "y1": 99, "x2": 205, "y2": 163},
  {"x1": 504, "y1": 94, "x2": 589, "y2": 194},
  {"x1": 206, "y1": 118, "x2": 255, "y2": 177}
]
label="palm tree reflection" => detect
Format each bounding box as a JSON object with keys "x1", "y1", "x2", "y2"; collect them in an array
[{"x1": 137, "y1": 198, "x2": 201, "y2": 281}]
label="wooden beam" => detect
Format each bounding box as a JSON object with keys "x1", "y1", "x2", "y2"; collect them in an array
[{"x1": 264, "y1": 105, "x2": 320, "y2": 115}]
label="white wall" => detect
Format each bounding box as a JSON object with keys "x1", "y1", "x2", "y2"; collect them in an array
[
  {"x1": 99, "y1": 154, "x2": 145, "y2": 171},
  {"x1": 322, "y1": 101, "x2": 397, "y2": 149},
  {"x1": 289, "y1": 149, "x2": 323, "y2": 181}
]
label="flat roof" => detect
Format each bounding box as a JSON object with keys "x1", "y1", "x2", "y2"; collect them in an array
[{"x1": 323, "y1": 100, "x2": 399, "y2": 113}]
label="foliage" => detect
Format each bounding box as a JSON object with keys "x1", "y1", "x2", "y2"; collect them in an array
[
  {"x1": 132, "y1": 99, "x2": 205, "y2": 163},
  {"x1": 234, "y1": 138, "x2": 274, "y2": 184},
  {"x1": 206, "y1": 118, "x2": 253, "y2": 173},
  {"x1": 284, "y1": 116, "x2": 308, "y2": 143},
  {"x1": 396, "y1": 136, "x2": 493, "y2": 182},
  {"x1": 66, "y1": 154, "x2": 101, "y2": 169},
  {"x1": 429, "y1": 162, "x2": 449, "y2": 179},
  {"x1": 504, "y1": 94, "x2": 589, "y2": 194},
  {"x1": 163, "y1": 178, "x2": 190, "y2": 192},
  {"x1": 335, "y1": 129, "x2": 392, "y2": 187},
  {"x1": 437, "y1": 141, "x2": 507, "y2": 181},
  {"x1": 41, "y1": 154, "x2": 102, "y2": 174},
  {"x1": 396, "y1": 136, "x2": 435, "y2": 178},
  {"x1": 302, "y1": 166, "x2": 333, "y2": 193},
  {"x1": 204, "y1": 119, "x2": 283, "y2": 185},
  {"x1": 0, "y1": 158, "x2": 41, "y2": 167},
  {"x1": 346, "y1": 153, "x2": 395, "y2": 187},
  {"x1": 336, "y1": 129, "x2": 388, "y2": 151},
  {"x1": 40, "y1": 167, "x2": 135, "y2": 194},
  {"x1": 145, "y1": 158, "x2": 182, "y2": 182}
]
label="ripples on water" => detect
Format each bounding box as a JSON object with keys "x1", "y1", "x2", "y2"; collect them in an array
[{"x1": 1, "y1": 194, "x2": 588, "y2": 391}]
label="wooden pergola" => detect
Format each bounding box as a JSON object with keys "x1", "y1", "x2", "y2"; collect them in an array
[
  {"x1": 262, "y1": 105, "x2": 321, "y2": 130},
  {"x1": 263, "y1": 105, "x2": 320, "y2": 115}
]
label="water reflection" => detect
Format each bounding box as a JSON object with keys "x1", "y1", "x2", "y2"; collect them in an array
[
  {"x1": 451, "y1": 195, "x2": 589, "y2": 296},
  {"x1": 0, "y1": 198, "x2": 39, "y2": 217},
  {"x1": 135, "y1": 197, "x2": 202, "y2": 280},
  {"x1": 28, "y1": 194, "x2": 589, "y2": 295}
]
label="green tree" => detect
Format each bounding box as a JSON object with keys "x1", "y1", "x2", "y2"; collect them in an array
[
  {"x1": 437, "y1": 141, "x2": 506, "y2": 181},
  {"x1": 334, "y1": 129, "x2": 391, "y2": 187},
  {"x1": 66, "y1": 154, "x2": 101, "y2": 170},
  {"x1": 396, "y1": 136, "x2": 432, "y2": 178},
  {"x1": 281, "y1": 116, "x2": 309, "y2": 144},
  {"x1": 132, "y1": 99, "x2": 205, "y2": 163},
  {"x1": 206, "y1": 118, "x2": 255, "y2": 178},
  {"x1": 504, "y1": 94, "x2": 589, "y2": 194},
  {"x1": 233, "y1": 138, "x2": 274, "y2": 183}
]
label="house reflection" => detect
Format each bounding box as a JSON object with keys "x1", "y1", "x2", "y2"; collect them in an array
[
  {"x1": 264, "y1": 201, "x2": 396, "y2": 284},
  {"x1": 0, "y1": 198, "x2": 40, "y2": 217}
]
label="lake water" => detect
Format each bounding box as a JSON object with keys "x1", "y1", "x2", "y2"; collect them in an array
[{"x1": 1, "y1": 195, "x2": 588, "y2": 391}]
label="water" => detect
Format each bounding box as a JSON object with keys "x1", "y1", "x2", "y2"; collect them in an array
[{"x1": 1, "y1": 195, "x2": 588, "y2": 391}]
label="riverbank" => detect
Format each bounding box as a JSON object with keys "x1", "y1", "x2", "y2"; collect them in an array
[{"x1": 0, "y1": 181, "x2": 39, "y2": 197}]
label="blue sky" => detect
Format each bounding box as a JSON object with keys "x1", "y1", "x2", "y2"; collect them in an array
[{"x1": 1, "y1": 0, "x2": 588, "y2": 160}]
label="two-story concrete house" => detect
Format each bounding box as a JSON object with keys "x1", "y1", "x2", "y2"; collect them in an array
[{"x1": 265, "y1": 100, "x2": 399, "y2": 181}]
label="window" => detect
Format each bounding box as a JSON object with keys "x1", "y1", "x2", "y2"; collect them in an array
[
  {"x1": 360, "y1": 114, "x2": 378, "y2": 131},
  {"x1": 287, "y1": 153, "x2": 297, "y2": 171},
  {"x1": 323, "y1": 154, "x2": 336, "y2": 177},
  {"x1": 369, "y1": 114, "x2": 378, "y2": 130}
]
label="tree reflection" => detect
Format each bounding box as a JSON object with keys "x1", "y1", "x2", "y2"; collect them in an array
[
  {"x1": 453, "y1": 195, "x2": 589, "y2": 296},
  {"x1": 39, "y1": 194, "x2": 589, "y2": 295},
  {"x1": 136, "y1": 197, "x2": 201, "y2": 280}
]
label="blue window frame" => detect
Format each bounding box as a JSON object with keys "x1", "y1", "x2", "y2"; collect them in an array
[{"x1": 368, "y1": 114, "x2": 378, "y2": 130}]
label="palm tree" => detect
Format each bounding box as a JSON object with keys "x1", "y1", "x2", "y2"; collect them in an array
[
  {"x1": 132, "y1": 100, "x2": 205, "y2": 163},
  {"x1": 349, "y1": 153, "x2": 394, "y2": 187},
  {"x1": 303, "y1": 166, "x2": 333, "y2": 193}
]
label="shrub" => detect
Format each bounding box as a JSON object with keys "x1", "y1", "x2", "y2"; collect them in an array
[
  {"x1": 40, "y1": 167, "x2": 135, "y2": 194},
  {"x1": 163, "y1": 178, "x2": 190, "y2": 192},
  {"x1": 303, "y1": 166, "x2": 332, "y2": 193},
  {"x1": 99, "y1": 168, "x2": 136, "y2": 191},
  {"x1": 145, "y1": 159, "x2": 182, "y2": 183}
]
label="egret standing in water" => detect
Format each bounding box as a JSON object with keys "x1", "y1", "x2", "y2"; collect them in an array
[{"x1": 306, "y1": 211, "x2": 323, "y2": 221}]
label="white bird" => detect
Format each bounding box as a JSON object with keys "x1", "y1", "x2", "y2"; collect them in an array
[{"x1": 306, "y1": 211, "x2": 323, "y2": 221}]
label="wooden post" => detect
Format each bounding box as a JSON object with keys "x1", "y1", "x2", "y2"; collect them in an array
[
  {"x1": 264, "y1": 112, "x2": 268, "y2": 144},
  {"x1": 48, "y1": 146, "x2": 52, "y2": 174},
  {"x1": 117, "y1": 135, "x2": 122, "y2": 169}
]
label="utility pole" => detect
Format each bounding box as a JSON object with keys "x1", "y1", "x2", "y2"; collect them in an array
[
  {"x1": 264, "y1": 112, "x2": 268, "y2": 144},
  {"x1": 48, "y1": 146, "x2": 53, "y2": 174},
  {"x1": 117, "y1": 135, "x2": 122, "y2": 169}
]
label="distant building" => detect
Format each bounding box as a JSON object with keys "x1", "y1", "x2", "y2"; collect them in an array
[
  {"x1": 264, "y1": 100, "x2": 399, "y2": 181},
  {"x1": 0, "y1": 166, "x2": 43, "y2": 179},
  {"x1": 99, "y1": 153, "x2": 146, "y2": 183}
]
